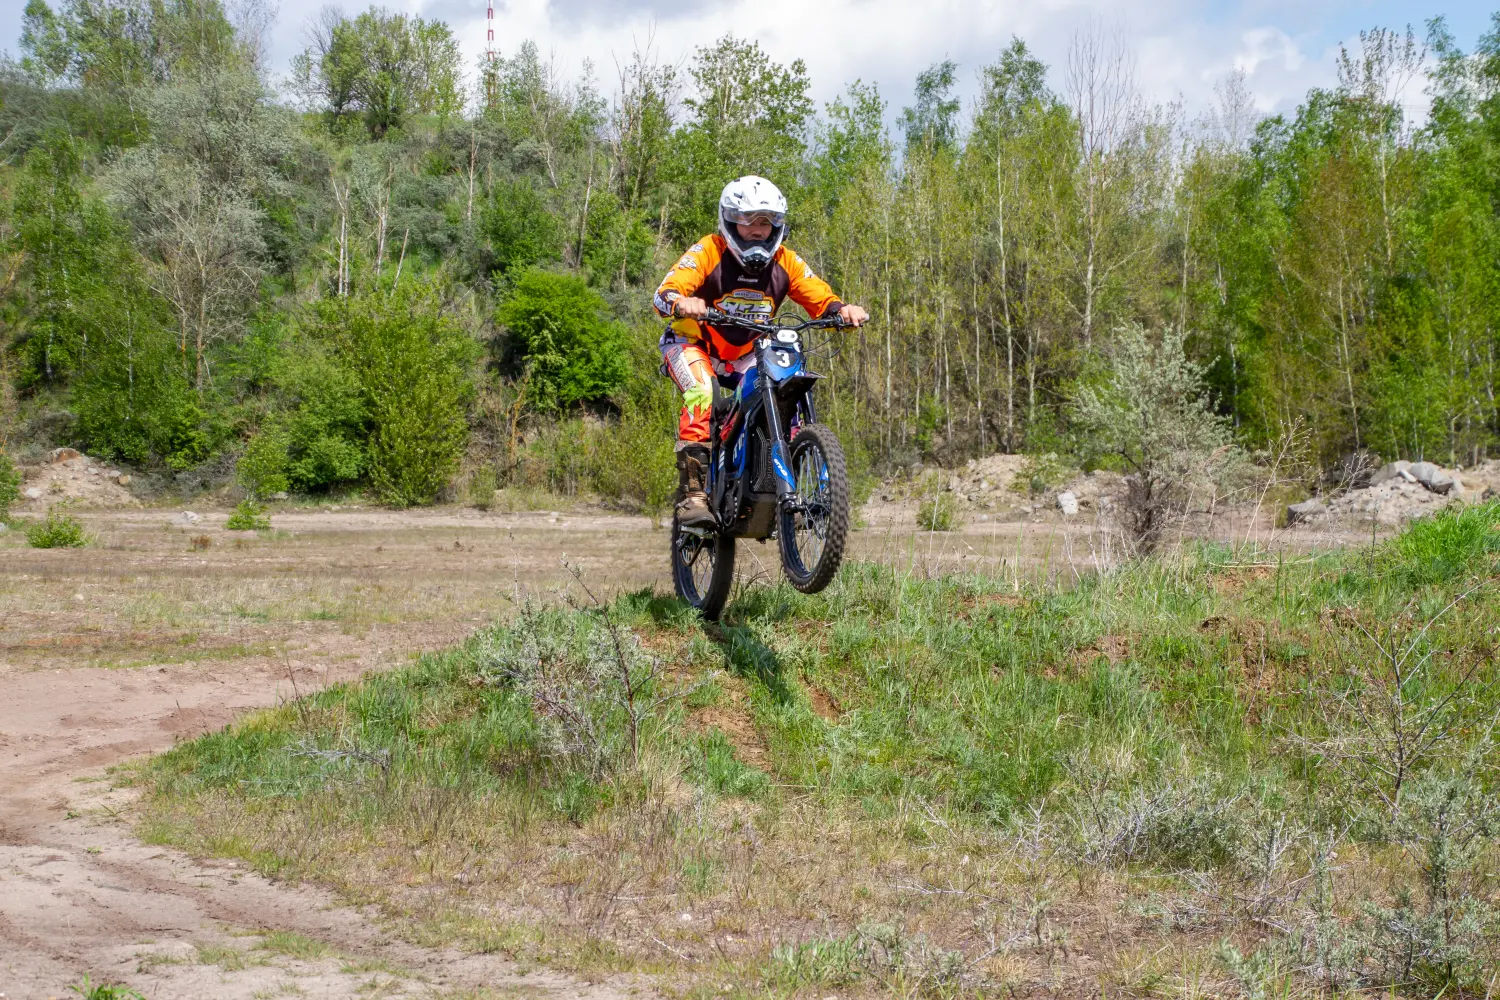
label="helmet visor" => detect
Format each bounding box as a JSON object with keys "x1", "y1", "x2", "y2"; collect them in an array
[{"x1": 723, "y1": 207, "x2": 785, "y2": 228}]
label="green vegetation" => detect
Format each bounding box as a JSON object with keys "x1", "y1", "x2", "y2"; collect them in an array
[
  {"x1": 143, "y1": 502, "x2": 1500, "y2": 995},
  {"x1": 26, "y1": 506, "x2": 90, "y2": 547},
  {"x1": 915, "y1": 489, "x2": 960, "y2": 530},
  {"x1": 0, "y1": 450, "x2": 19, "y2": 520},
  {"x1": 68, "y1": 976, "x2": 145, "y2": 1000},
  {"x1": 5, "y1": 7, "x2": 1498, "y2": 514},
  {"x1": 225, "y1": 499, "x2": 269, "y2": 531}
]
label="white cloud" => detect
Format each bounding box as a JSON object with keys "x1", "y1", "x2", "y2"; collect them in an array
[{"x1": 1, "y1": 0, "x2": 1444, "y2": 129}]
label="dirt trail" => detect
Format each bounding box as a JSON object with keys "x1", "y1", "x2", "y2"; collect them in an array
[
  {"x1": 0, "y1": 662, "x2": 645, "y2": 999},
  {"x1": 0, "y1": 499, "x2": 1343, "y2": 998},
  {"x1": 0, "y1": 507, "x2": 671, "y2": 999}
]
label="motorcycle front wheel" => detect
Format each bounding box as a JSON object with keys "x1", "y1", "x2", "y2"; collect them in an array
[
  {"x1": 671, "y1": 516, "x2": 736, "y2": 621},
  {"x1": 777, "y1": 423, "x2": 849, "y2": 594}
]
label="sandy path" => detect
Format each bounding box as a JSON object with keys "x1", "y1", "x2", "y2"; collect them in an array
[{"x1": 0, "y1": 660, "x2": 649, "y2": 999}]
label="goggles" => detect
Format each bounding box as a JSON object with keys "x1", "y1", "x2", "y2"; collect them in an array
[{"x1": 723, "y1": 208, "x2": 785, "y2": 228}]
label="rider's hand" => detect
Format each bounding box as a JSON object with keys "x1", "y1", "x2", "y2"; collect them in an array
[
  {"x1": 674, "y1": 296, "x2": 709, "y2": 320},
  {"x1": 838, "y1": 304, "x2": 869, "y2": 327}
]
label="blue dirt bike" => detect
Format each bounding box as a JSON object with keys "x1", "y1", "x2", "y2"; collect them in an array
[{"x1": 672, "y1": 308, "x2": 854, "y2": 620}]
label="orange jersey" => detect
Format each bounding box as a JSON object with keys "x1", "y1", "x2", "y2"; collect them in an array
[{"x1": 653, "y1": 234, "x2": 843, "y2": 361}]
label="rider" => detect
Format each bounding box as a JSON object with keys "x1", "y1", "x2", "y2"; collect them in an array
[{"x1": 654, "y1": 175, "x2": 868, "y2": 528}]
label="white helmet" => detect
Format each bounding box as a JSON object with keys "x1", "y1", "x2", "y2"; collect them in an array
[{"x1": 718, "y1": 175, "x2": 787, "y2": 274}]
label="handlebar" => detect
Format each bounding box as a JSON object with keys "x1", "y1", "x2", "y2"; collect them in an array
[{"x1": 697, "y1": 307, "x2": 859, "y2": 335}]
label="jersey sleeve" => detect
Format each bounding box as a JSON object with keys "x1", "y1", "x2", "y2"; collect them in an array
[
  {"x1": 777, "y1": 246, "x2": 844, "y2": 319},
  {"x1": 653, "y1": 237, "x2": 722, "y2": 317}
]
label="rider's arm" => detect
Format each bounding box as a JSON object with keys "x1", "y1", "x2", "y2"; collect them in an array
[
  {"x1": 653, "y1": 238, "x2": 721, "y2": 317},
  {"x1": 776, "y1": 247, "x2": 844, "y2": 320}
]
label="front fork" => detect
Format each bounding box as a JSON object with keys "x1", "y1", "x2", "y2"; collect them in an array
[{"x1": 756, "y1": 345, "x2": 799, "y2": 507}]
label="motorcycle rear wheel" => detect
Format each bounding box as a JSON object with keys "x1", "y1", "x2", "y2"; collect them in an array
[
  {"x1": 671, "y1": 516, "x2": 736, "y2": 621},
  {"x1": 777, "y1": 423, "x2": 849, "y2": 594}
]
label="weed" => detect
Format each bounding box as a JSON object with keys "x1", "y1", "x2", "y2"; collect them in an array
[
  {"x1": 26, "y1": 506, "x2": 92, "y2": 547},
  {"x1": 227, "y1": 500, "x2": 272, "y2": 531},
  {"x1": 189, "y1": 534, "x2": 212, "y2": 551},
  {"x1": 68, "y1": 977, "x2": 146, "y2": 1000}
]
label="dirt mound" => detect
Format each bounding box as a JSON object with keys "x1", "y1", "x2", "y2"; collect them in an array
[
  {"x1": 16, "y1": 450, "x2": 140, "y2": 509},
  {"x1": 1462, "y1": 459, "x2": 1500, "y2": 496}
]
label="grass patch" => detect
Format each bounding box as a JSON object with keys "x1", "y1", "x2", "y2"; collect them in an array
[
  {"x1": 69, "y1": 977, "x2": 146, "y2": 1000},
  {"x1": 142, "y1": 501, "x2": 1500, "y2": 997},
  {"x1": 256, "y1": 930, "x2": 331, "y2": 961},
  {"x1": 194, "y1": 941, "x2": 265, "y2": 971}
]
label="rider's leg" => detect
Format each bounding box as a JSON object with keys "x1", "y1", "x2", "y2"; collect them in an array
[{"x1": 660, "y1": 338, "x2": 716, "y2": 527}]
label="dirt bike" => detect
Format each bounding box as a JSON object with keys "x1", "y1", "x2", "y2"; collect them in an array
[{"x1": 671, "y1": 308, "x2": 855, "y2": 620}]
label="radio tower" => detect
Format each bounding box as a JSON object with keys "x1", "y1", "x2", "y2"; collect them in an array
[{"x1": 484, "y1": 1, "x2": 497, "y2": 107}]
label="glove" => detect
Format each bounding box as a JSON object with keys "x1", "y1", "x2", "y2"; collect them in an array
[{"x1": 683, "y1": 383, "x2": 712, "y2": 416}]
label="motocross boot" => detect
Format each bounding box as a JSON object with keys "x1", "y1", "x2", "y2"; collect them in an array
[{"x1": 675, "y1": 445, "x2": 715, "y2": 530}]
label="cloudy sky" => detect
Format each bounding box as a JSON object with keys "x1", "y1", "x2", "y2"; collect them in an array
[{"x1": 3, "y1": 0, "x2": 1493, "y2": 123}]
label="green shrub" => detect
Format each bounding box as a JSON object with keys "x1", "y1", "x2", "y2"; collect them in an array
[
  {"x1": 1070, "y1": 324, "x2": 1243, "y2": 552},
  {"x1": 0, "y1": 451, "x2": 19, "y2": 521},
  {"x1": 262, "y1": 347, "x2": 369, "y2": 493},
  {"x1": 26, "y1": 507, "x2": 91, "y2": 548},
  {"x1": 313, "y1": 283, "x2": 477, "y2": 507},
  {"x1": 483, "y1": 177, "x2": 564, "y2": 276},
  {"x1": 917, "y1": 491, "x2": 960, "y2": 531},
  {"x1": 225, "y1": 500, "x2": 270, "y2": 531},
  {"x1": 497, "y1": 269, "x2": 630, "y2": 413},
  {"x1": 236, "y1": 430, "x2": 292, "y2": 497}
]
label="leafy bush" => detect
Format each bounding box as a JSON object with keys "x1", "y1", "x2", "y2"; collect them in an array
[
  {"x1": 579, "y1": 190, "x2": 656, "y2": 287},
  {"x1": 497, "y1": 269, "x2": 631, "y2": 413},
  {"x1": 225, "y1": 500, "x2": 270, "y2": 531},
  {"x1": 236, "y1": 430, "x2": 292, "y2": 497},
  {"x1": 467, "y1": 465, "x2": 497, "y2": 509},
  {"x1": 0, "y1": 451, "x2": 19, "y2": 521},
  {"x1": 917, "y1": 491, "x2": 960, "y2": 531},
  {"x1": 247, "y1": 347, "x2": 369, "y2": 495},
  {"x1": 312, "y1": 283, "x2": 477, "y2": 507},
  {"x1": 1070, "y1": 324, "x2": 1243, "y2": 553},
  {"x1": 482, "y1": 177, "x2": 564, "y2": 276},
  {"x1": 26, "y1": 507, "x2": 91, "y2": 548}
]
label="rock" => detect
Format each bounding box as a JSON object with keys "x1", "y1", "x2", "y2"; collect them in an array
[
  {"x1": 1409, "y1": 461, "x2": 1456, "y2": 495},
  {"x1": 270, "y1": 491, "x2": 288, "y2": 501},
  {"x1": 117, "y1": 475, "x2": 132, "y2": 486},
  {"x1": 1057, "y1": 491, "x2": 1080, "y2": 516},
  {"x1": 24, "y1": 487, "x2": 43, "y2": 500},
  {"x1": 1370, "y1": 460, "x2": 1412, "y2": 487},
  {"x1": 49, "y1": 447, "x2": 82, "y2": 464},
  {"x1": 0, "y1": 522, "x2": 6, "y2": 533},
  {"x1": 176, "y1": 511, "x2": 202, "y2": 525},
  {"x1": 1286, "y1": 499, "x2": 1326, "y2": 525}
]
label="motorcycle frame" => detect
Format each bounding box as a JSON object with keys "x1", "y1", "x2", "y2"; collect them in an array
[{"x1": 707, "y1": 337, "x2": 824, "y2": 539}]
